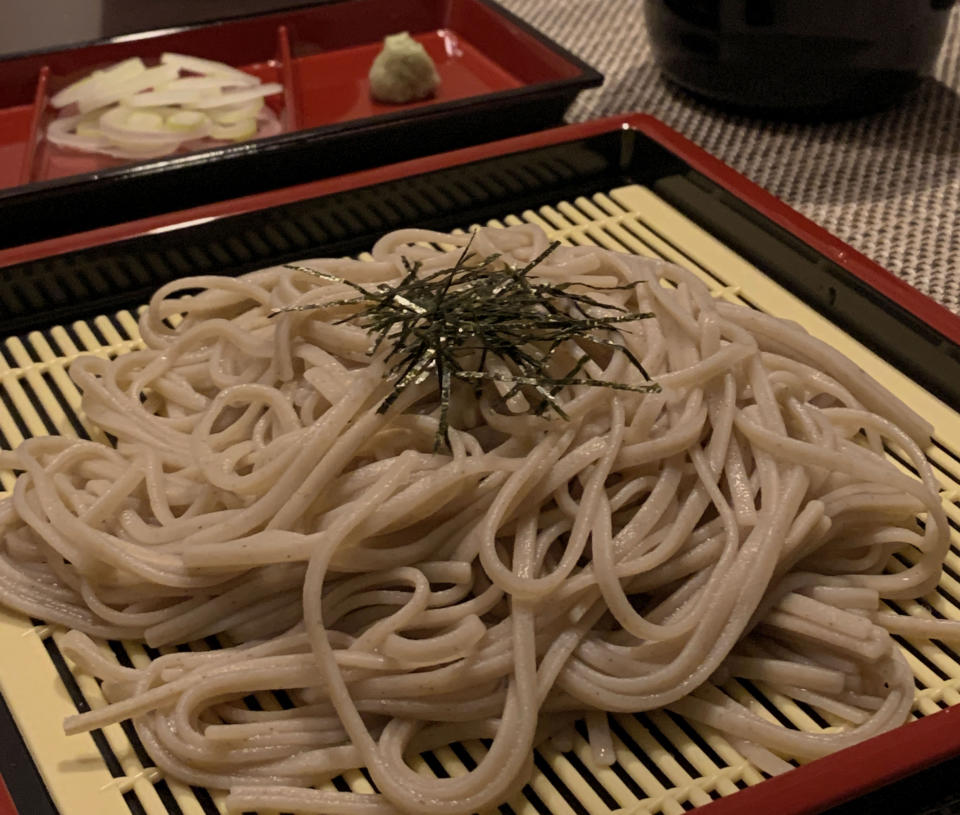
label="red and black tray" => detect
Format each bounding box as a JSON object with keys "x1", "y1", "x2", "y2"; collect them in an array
[
  {"x1": 1, "y1": 114, "x2": 960, "y2": 815},
  {"x1": 0, "y1": 0, "x2": 601, "y2": 250}
]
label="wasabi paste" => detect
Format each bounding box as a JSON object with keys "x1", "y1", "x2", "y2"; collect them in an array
[{"x1": 369, "y1": 32, "x2": 441, "y2": 104}]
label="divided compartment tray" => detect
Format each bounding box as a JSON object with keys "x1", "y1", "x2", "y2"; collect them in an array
[
  {"x1": 3, "y1": 115, "x2": 960, "y2": 815},
  {"x1": 0, "y1": 0, "x2": 601, "y2": 250}
]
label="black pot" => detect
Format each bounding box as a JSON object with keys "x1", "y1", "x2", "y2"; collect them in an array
[{"x1": 644, "y1": 0, "x2": 956, "y2": 118}]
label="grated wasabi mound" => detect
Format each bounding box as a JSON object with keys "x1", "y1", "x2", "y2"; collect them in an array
[{"x1": 368, "y1": 31, "x2": 441, "y2": 104}]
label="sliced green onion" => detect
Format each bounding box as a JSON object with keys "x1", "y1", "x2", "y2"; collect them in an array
[
  {"x1": 76, "y1": 64, "x2": 180, "y2": 114},
  {"x1": 164, "y1": 110, "x2": 210, "y2": 134},
  {"x1": 50, "y1": 57, "x2": 145, "y2": 108},
  {"x1": 206, "y1": 99, "x2": 265, "y2": 124},
  {"x1": 188, "y1": 83, "x2": 283, "y2": 109},
  {"x1": 45, "y1": 53, "x2": 282, "y2": 160},
  {"x1": 165, "y1": 76, "x2": 251, "y2": 91},
  {"x1": 160, "y1": 52, "x2": 261, "y2": 86},
  {"x1": 46, "y1": 115, "x2": 109, "y2": 150},
  {"x1": 125, "y1": 88, "x2": 208, "y2": 108},
  {"x1": 208, "y1": 117, "x2": 258, "y2": 141},
  {"x1": 99, "y1": 106, "x2": 184, "y2": 141}
]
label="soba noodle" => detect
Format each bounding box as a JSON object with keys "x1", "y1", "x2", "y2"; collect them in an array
[{"x1": 0, "y1": 224, "x2": 949, "y2": 814}]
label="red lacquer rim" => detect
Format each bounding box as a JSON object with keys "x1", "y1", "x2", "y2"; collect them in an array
[
  {"x1": 697, "y1": 706, "x2": 960, "y2": 815},
  {"x1": 1, "y1": 113, "x2": 960, "y2": 813},
  {"x1": 0, "y1": 775, "x2": 18, "y2": 815}
]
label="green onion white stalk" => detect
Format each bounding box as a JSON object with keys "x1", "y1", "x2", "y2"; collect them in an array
[{"x1": 46, "y1": 52, "x2": 282, "y2": 160}]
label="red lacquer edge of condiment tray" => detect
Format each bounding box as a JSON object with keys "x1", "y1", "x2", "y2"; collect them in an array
[
  {"x1": 1, "y1": 113, "x2": 960, "y2": 815},
  {"x1": 0, "y1": 776, "x2": 16, "y2": 815}
]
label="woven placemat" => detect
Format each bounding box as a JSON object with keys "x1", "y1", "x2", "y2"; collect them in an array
[{"x1": 501, "y1": 0, "x2": 960, "y2": 315}]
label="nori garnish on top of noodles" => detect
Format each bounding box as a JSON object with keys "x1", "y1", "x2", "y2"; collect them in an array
[{"x1": 277, "y1": 237, "x2": 660, "y2": 447}]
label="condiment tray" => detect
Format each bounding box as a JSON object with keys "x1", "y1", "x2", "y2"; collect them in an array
[{"x1": 0, "y1": 0, "x2": 601, "y2": 250}]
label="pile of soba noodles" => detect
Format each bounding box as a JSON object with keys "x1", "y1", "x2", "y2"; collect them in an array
[{"x1": 0, "y1": 224, "x2": 949, "y2": 814}]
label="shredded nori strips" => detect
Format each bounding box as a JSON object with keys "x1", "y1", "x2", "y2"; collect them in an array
[{"x1": 276, "y1": 237, "x2": 660, "y2": 447}]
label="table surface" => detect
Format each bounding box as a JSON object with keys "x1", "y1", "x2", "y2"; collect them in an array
[
  {"x1": 2, "y1": 0, "x2": 958, "y2": 315},
  {"x1": 497, "y1": 0, "x2": 960, "y2": 317}
]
